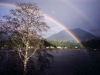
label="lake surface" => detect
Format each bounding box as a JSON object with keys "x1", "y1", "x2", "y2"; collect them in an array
[{"x1": 43, "y1": 50, "x2": 100, "y2": 75}]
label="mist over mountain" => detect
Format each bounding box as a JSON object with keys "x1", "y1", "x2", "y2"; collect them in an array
[
  {"x1": 0, "y1": 28, "x2": 98, "y2": 41},
  {"x1": 47, "y1": 28, "x2": 98, "y2": 42}
]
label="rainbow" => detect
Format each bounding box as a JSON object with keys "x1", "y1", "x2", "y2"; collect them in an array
[
  {"x1": 0, "y1": 2, "x2": 85, "y2": 48},
  {"x1": 61, "y1": 0, "x2": 98, "y2": 29}
]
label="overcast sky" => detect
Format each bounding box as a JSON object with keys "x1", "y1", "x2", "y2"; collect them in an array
[{"x1": 0, "y1": 0, "x2": 100, "y2": 37}]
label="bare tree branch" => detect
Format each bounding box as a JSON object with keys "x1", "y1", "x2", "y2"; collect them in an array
[{"x1": 0, "y1": 2, "x2": 50, "y2": 75}]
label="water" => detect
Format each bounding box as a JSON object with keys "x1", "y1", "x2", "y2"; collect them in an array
[
  {"x1": 0, "y1": 50, "x2": 100, "y2": 75},
  {"x1": 43, "y1": 50, "x2": 100, "y2": 75}
]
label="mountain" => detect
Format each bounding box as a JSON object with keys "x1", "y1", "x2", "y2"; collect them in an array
[{"x1": 47, "y1": 28, "x2": 98, "y2": 42}]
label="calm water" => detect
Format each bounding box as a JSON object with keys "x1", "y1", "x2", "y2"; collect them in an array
[
  {"x1": 43, "y1": 50, "x2": 100, "y2": 75},
  {"x1": 0, "y1": 50, "x2": 100, "y2": 75}
]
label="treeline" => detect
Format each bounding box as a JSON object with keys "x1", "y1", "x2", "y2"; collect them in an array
[
  {"x1": 0, "y1": 39, "x2": 82, "y2": 50},
  {"x1": 47, "y1": 40, "x2": 83, "y2": 49},
  {"x1": 81, "y1": 38, "x2": 100, "y2": 50},
  {"x1": 1, "y1": 38, "x2": 100, "y2": 50},
  {"x1": 47, "y1": 38, "x2": 100, "y2": 50},
  {"x1": 0, "y1": 39, "x2": 55, "y2": 50}
]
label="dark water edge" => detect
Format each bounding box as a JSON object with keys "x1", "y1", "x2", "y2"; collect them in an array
[
  {"x1": 0, "y1": 50, "x2": 100, "y2": 75},
  {"x1": 0, "y1": 50, "x2": 53, "y2": 75},
  {"x1": 43, "y1": 50, "x2": 100, "y2": 75}
]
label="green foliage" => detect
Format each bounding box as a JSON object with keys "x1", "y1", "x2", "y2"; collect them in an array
[
  {"x1": 42, "y1": 40, "x2": 56, "y2": 47},
  {"x1": 47, "y1": 40, "x2": 82, "y2": 49},
  {"x1": 0, "y1": 39, "x2": 25, "y2": 50},
  {"x1": 81, "y1": 38, "x2": 100, "y2": 50},
  {"x1": 0, "y1": 39, "x2": 55, "y2": 50}
]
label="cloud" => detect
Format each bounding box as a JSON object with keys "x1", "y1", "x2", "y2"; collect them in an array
[
  {"x1": 1, "y1": 0, "x2": 100, "y2": 37},
  {"x1": 43, "y1": 26, "x2": 63, "y2": 38},
  {"x1": 51, "y1": 11, "x2": 55, "y2": 14},
  {"x1": 91, "y1": 29, "x2": 100, "y2": 32},
  {"x1": 44, "y1": 16, "x2": 63, "y2": 37},
  {"x1": 88, "y1": 29, "x2": 100, "y2": 37}
]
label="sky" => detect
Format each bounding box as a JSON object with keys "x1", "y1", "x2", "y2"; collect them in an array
[{"x1": 0, "y1": 0, "x2": 100, "y2": 37}]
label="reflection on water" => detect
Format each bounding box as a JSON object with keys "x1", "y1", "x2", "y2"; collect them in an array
[
  {"x1": 0, "y1": 50, "x2": 100, "y2": 75},
  {"x1": 44, "y1": 50, "x2": 100, "y2": 75},
  {"x1": 0, "y1": 50, "x2": 54, "y2": 75}
]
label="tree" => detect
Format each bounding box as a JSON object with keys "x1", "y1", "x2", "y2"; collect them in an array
[{"x1": 0, "y1": 2, "x2": 49, "y2": 75}]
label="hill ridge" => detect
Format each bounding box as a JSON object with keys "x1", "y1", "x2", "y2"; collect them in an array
[{"x1": 47, "y1": 28, "x2": 98, "y2": 42}]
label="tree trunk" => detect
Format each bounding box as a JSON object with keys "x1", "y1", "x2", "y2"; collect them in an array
[
  {"x1": 23, "y1": 59, "x2": 28, "y2": 75},
  {"x1": 24, "y1": 44, "x2": 28, "y2": 75}
]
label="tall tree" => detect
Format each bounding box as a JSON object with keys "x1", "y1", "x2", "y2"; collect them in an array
[{"x1": 0, "y1": 2, "x2": 49, "y2": 75}]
